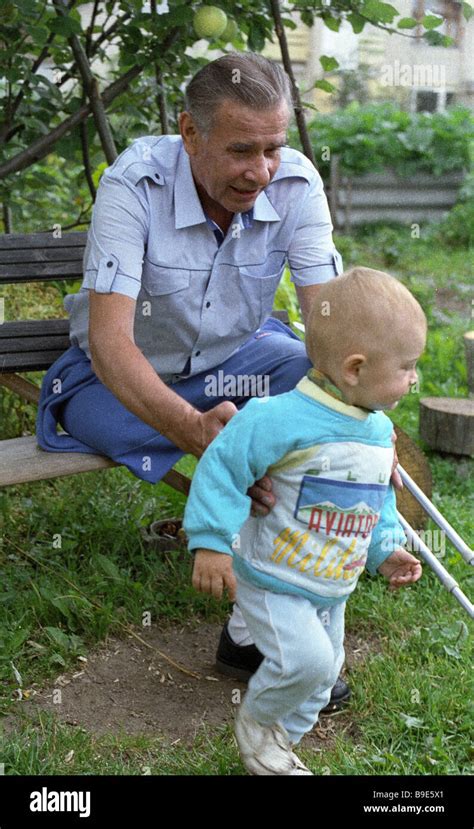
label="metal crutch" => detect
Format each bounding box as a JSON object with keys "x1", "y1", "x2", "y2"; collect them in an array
[{"x1": 397, "y1": 464, "x2": 474, "y2": 619}]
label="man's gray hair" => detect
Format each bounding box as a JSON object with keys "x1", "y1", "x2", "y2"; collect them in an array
[{"x1": 184, "y1": 52, "x2": 293, "y2": 135}]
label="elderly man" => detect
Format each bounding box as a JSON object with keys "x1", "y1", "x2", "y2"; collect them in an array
[{"x1": 37, "y1": 51, "x2": 351, "y2": 711}]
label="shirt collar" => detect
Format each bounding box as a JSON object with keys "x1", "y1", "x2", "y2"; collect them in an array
[
  {"x1": 174, "y1": 143, "x2": 281, "y2": 230},
  {"x1": 174, "y1": 145, "x2": 208, "y2": 229},
  {"x1": 296, "y1": 371, "x2": 372, "y2": 421}
]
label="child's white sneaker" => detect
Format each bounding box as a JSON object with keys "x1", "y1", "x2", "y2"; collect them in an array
[{"x1": 235, "y1": 705, "x2": 313, "y2": 775}]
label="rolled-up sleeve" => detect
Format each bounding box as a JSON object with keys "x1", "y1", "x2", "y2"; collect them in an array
[
  {"x1": 82, "y1": 172, "x2": 150, "y2": 300},
  {"x1": 287, "y1": 169, "x2": 343, "y2": 286}
]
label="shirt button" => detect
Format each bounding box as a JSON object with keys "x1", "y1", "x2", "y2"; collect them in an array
[
  {"x1": 107, "y1": 260, "x2": 113, "y2": 267},
  {"x1": 154, "y1": 172, "x2": 161, "y2": 181},
  {"x1": 195, "y1": 350, "x2": 201, "y2": 357},
  {"x1": 205, "y1": 301, "x2": 211, "y2": 308}
]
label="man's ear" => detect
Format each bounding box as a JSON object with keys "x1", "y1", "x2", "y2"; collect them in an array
[
  {"x1": 179, "y1": 111, "x2": 200, "y2": 155},
  {"x1": 342, "y1": 354, "x2": 366, "y2": 387}
]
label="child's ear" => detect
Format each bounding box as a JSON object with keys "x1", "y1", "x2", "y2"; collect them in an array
[{"x1": 342, "y1": 354, "x2": 366, "y2": 386}]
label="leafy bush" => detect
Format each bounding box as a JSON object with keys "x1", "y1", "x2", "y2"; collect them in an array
[
  {"x1": 292, "y1": 103, "x2": 474, "y2": 179},
  {"x1": 431, "y1": 170, "x2": 474, "y2": 248}
]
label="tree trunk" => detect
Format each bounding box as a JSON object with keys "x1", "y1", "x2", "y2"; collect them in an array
[
  {"x1": 268, "y1": 0, "x2": 315, "y2": 165},
  {"x1": 420, "y1": 397, "x2": 474, "y2": 456},
  {"x1": 463, "y1": 331, "x2": 474, "y2": 397}
]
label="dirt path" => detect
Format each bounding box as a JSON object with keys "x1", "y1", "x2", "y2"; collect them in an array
[{"x1": 8, "y1": 622, "x2": 380, "y2": 748}]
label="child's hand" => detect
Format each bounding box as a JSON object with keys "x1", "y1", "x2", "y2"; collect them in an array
[
  {"x1": 192, "y1": 549, "x2": 237, "y2": 601},
  {"x1": 378, "y1": 548, "x2": 422, "y2": 590}
]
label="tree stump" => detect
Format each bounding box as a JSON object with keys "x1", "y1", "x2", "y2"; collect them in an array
[
  {"x1": 394, "y1": 425, "x2": 432, "y2": 531},
  {"x1": 464, "y1": 331, "x2": 474, "y2": 397},
  {"x1": 420, "y1": 397, "x2": 474, "y2": 457}
]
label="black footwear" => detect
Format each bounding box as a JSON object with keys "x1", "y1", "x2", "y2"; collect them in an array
[
  {"x1": 216, "y1": 622, "x2": 264, "y2": 682},
  {"x1": 216, "y1": 623, "x2": 351, "y2": 713},
  {"x1": 319, "y1": 676, "x2": 351, "y2": 716}
]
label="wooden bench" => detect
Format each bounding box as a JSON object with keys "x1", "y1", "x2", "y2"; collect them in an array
[{"x1": 0, "y1": 230, "x2": 289, "y2": 491}]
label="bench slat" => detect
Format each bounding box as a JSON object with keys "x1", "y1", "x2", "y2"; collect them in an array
[
  {"x1": 0, "y1": 335, "x2": 72, "y2": 354},
  {"x1": 0, "y1": 247, "x2": 85, "y2": 265},
  {"x1": 0, "y1": 231, "x2": 87, "y2": 250},
  {"x1": 0, "y1": 261, "x2": 84, "y2": 282},
  {"x1": 0, "y1": 435, "x2": 192, "y2": 495},
  {"x1": 0, "y1": 319, "x2": 69, "y2": 338},
  {"x1": 1, "y1": 351, "x2": 69, "y2": 372},
  {"x1": 0, "y1": 435, "x2": 118, "y2": 486}
]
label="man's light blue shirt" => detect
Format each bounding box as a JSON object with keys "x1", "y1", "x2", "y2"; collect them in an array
[{"x1": 65, "y1": 135, "x2": 343, "y2": 384}]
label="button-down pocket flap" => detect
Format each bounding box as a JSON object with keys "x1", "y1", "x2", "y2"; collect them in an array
[
  {"x1": 238, "y1": 251, "x2": 286, "y2": 279},
  {"x1": 142, "y1": 263, "x2": 191, "y2": 296},
  {"x1": 95, "y1": 254, "x2": 119, "y2": 293}
]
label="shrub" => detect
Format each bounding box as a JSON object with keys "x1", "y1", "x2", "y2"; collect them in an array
[{"x1": 291, "y1": 103, "x2": 474, "y2": 180}]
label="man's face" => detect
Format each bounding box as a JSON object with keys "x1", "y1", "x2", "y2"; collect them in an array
[{"x1": 180, "y1": 99, "x2": 290, "y2": 214}]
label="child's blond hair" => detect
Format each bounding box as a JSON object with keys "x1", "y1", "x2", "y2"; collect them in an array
[{"x1": 305, "y1": 267, "x2": 427, "y2": 372}]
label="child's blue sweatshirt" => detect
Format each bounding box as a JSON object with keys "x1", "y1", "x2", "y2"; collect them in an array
[{"x1": 184, "y1": 375, "x2": 406, "y2": 608}]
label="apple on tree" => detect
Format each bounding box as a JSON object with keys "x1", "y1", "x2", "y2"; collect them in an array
[
  {"x1": 221, "y1": 17, "x2": 239, "y2": 41},
  {"x1": 193, "y1": 5, "x2": 228, "y2": 39}
]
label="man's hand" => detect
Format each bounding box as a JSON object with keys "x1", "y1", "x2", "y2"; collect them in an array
[
  {"x1": 176, "y1": 401, "x2": 238, "y2": 457},
  {"x1": 248, "y1": 474, "x2": 275, "y2": 517},
  {"x1": 192, "y1": 549, "x2": 237, "y2": 601},
  {"x1": 378, "y1": 548, "x2": 422, "y2": 590}
]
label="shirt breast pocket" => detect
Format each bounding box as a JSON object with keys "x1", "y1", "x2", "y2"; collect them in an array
[
  {"x1": 238, "y1": 252, "x2": 286, "y2": 333},
  {"x1": 142, "y1": 261, "x2": 191, "y2": 296}
]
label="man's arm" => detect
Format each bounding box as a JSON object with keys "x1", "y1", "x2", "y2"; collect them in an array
[
  {"x1": 295, "y1": 283, "x2": 323, "y2": 328},
  {"x1": 89, "y1": 291, "x2": 236, "y2": 457}
]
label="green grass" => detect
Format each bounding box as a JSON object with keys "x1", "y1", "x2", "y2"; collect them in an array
[{"x1": 1, "y1": 227, "x2": 473, "y2": 775}]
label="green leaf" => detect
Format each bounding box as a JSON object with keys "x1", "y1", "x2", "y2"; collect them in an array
[
  {"x1": 301, "y1": 10, "x2": 314, "y2": 27},
  {"x1": 314, "y1": 79, "x2": 336, "y2": 94},
  {"x1": 362, "y1": 0, "x2": 398, "y2": 24},
  {"x1": 320, "y1": 55, "x2": 339, "y2": 72},
  {"x1": 51, "y1": 653, "x2": 66, "y2": 666},
  {"x1": 321, "y1": 14, "x2": 341, "y2": 32},
  {"x1": 9, "y1": 628, "x2": 31, "y2": 652},
  {"x1": 422, "y1": 14, "x2": 444, "y2": 29},
  {"x1": 24, "y1": 24, "x2": 50, "y2": 45},
  {"x1": 462, "y1": 2, "x2": 473, "y2": 21},
  {"x1": 45, "y1": 627, "x2": 70, "y2": 650},
  {"x1": 282, "y1": 17, "x2": 297, "y2": 30},
  {"x1": 424, "y1": 30, "x2": 453, "y2": 46},
  {"x1": 346, "y1": 12, "x2": 366, "y2": 33},
  {"x1": 48, "y1": 15, "x2": 83, "y2": 37},
  {"x1": 397, "y1": 17, "x2": 419, "y2": 29},
  {"x1": 96, "y1": 554, "x2": 122, "y2": 581}
]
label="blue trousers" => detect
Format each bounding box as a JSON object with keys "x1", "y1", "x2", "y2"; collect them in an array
[
  {"x1": 236, "y1": 575, "x2": 346, "y2": 745},
  {"x1": 37, "y1": 317, "x2": 312, "y2": 483}
]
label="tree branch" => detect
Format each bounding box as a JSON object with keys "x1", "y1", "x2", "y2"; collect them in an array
[
  {"x1": 53, "y1": 0, "x2": 118, "y2": 164},
  {"x1": 80, "y1": 100, "x2": 96, "y2": 201},
  {"x1": 269, "y1": 0, "x2": 315, "y2": 165},
  {"x1": 0, "y1": 27, "x2": 182, "y2": 180},
  {"x1": 0, "y1": 66, "x2": 140, "y2": 179}
]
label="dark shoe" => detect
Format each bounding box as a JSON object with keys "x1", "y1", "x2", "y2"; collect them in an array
[
  {"x1": 319, "y1": 676, "x2": 351, "y2": 716},
  {"x1": 216, "y1": 622, "x2": 264, "y2": 682},
  {"x1": 216, "y1": 623, "x2": 351, "y2": 713}
]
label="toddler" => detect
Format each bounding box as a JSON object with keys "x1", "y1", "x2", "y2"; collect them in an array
[{"x1": 183, "y1": 267, "x2": 425, "y2": 775}]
